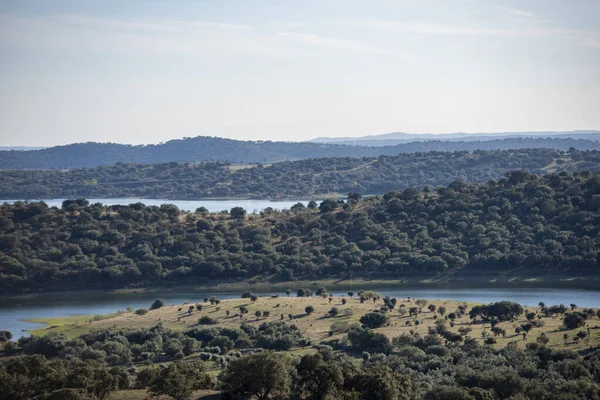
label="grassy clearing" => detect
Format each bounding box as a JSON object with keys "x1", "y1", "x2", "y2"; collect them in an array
[
  {"x1": 28, "y1": 295, "x2": 600, "y2": 353},
  {"x1": 27, "y1": 313, "x2": 120, "y2": 337}
]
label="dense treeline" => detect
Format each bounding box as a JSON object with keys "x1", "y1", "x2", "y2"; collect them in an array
[
  {"x1": 1, "y1": 135, "x2": 599, "y2": 169},
  {"x1": 1, "y1": 169, "x2": 600, "y2": 293},
  {"x1": 2, "y1": 148, "x2": 600, "y2": 199},
  {"x1": 3, "y1": 298, "x2": 600, "y2": 399}
]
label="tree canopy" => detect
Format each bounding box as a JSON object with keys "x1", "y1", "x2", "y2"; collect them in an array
[
  {"x1": 1, "y1": 170, "x2": 600, "y2": 293},
  {"x1": 2, "y1": 148, "x2": 600, "y2": 199}
]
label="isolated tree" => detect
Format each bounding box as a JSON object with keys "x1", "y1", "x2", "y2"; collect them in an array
[
  {"x1": 297, "y1": 288, "x2": 313, "y2": 297},
  {"x1": 536, "y1": 333, "x2": 550, "y2": 346},
  {"x1": 577, "y1": 330, "x2": 588, "y2": 340},
  {"x1": 415, "y1": 299, "x2": 428, "y2": 310},
  {"x1": 458, "y1": 327, "x2": 472, "y2": 337},
  {"x1": 230, "y1": 207, "x2": 247, "y2": 220},
  {"x1": 348, "y1": 192, "x2": 363, "y2": 202},
  {"x1": 0, "y1": 330, "x2": 13, "y2": 342},
  {"x1": 319, "y1": 199, "x2": 339, "y2": 213},
  {"x1": 360, "y1": 312, "x2": 389, "y2": 328},
  {"x1": 199, "y1": 316, "x2": 217, "y2": 325},
  {"x1": 564, "y1": 312, "x2": 587, "y2": 330},
  {"x1": 150, "y1": 299, "x2": 164, "y2": 310},
  {"x1": 305, "y1": 306, "x2": 315, "y2": 315}
]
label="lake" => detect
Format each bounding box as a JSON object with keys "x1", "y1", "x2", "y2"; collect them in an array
[
  {"x1": 1, "y1": 198, "x2": 312, "y2": 213},
  {"x1": 2, "y1": 284, "x2": 600, "y2": 339}
]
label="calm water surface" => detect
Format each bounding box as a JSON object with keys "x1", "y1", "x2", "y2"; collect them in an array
[
  {"x1": 2, "y1": 285, "x2": 600, "y2": 339},
  {"x1": 1, "y1": 198, "x2": 312, "y2": 213},
  {"x1": 2, "y1": 199, "x2": 599, "y2": 338}
]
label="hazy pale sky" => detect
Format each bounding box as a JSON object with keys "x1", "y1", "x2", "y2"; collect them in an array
[{"x1": 0, "y1": 0, "x2": 599, "y2": 146}]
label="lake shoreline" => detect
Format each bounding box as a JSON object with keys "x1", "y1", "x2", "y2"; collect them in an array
[
  {"x1": 4, "y1": 274, "x2": 600, "y2": 300},
  {"x1": 6, "y1": 281, "x2": 600, "y2": 340},
  {"x1": 1, "y1": 196, "x2": 333, "y2": 203}
]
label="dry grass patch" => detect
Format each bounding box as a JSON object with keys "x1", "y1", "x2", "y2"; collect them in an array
[{"x1": 29, "y1": 296, "x2": 600, "y2": 353}]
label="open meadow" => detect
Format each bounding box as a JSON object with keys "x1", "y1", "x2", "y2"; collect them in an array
[{"x1": 29, "y1": 293, "x2": 600, "y2": 353}]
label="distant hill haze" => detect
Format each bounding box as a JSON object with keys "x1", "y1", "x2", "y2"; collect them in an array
[
  {"x1": 2, "y1": 148, "x2": 599, "y2": 200},
  {"x1": 312, "y1": 130, "x2": 600, "y2": 146},
  {"x1": 1, "y1": 134, "x2": 600, "y2": 169},
  {"x1": 0, "y1": 146, "x2": 46, "y2": 151}
]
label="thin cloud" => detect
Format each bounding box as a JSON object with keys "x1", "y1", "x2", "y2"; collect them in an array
[
  {"x1": 583, "y1": 39, "x2": 600, "y2": 49},
  {"x1": 46, "y1": 14, "x2": 253, "y2": 32},
  {"x1": 340, "y1": 20, "x2": 507, "y2": 36},
  {"x1": 498, "y1": 6, "x2": 537, "y2": 19},
  {"x1": 267, "y1": 22, "x2": 307, "y2": 29},
  {"x1": 0, "y1": 14, "x2": 310, "y2": 58},
  {"x1": 497, "y1": 6, "x2": 549, "y2": 25},
  {"x1": 0, "y1": 13, "x2": 413, "y2": 60},
  {"x1": 279, "y1": 32, "x2": 413, "y2": 59},
  {"x1": 340, "y1": 20, "x2": 586, "y2": 39}
]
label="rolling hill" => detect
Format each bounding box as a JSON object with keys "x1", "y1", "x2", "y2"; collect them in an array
[
  {"x1": 2, "y1": 135, "x2": 600, "y2": 169},
  {"x1": 2, "y1": 148, "x2": 599, "y2": 200}
]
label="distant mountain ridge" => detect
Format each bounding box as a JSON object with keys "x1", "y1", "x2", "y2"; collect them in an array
[
  {"x1": 2, "y1": 135, "x2": 600, "y2": 170},
  {"x1": 0, "y1": 146, "x2": 45, "y2": 151},
  {"x1": 312, "y1": 130, "x2": 600, "y2": 146}
]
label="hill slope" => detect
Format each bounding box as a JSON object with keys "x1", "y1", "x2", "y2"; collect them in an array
[
  {"x1": 2, "y1": 149, "x2": 599, "y2": 200},
  {"x1": 1, "y1": 135, "x2": 600, "y2": 169},
  {"x1": 1, "y1": 169, "x2": 599, "y2": 293}
]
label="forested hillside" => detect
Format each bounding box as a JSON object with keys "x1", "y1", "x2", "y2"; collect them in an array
[
  {"x1": 1, "y1": 135, "x2": 599, "y2": 169},
  {"x1": 1, "y1": 169, "x2": 599, "y2": 294},
  {"x1": 2, "y1": 149, "x2": 600, "y2": 200}
]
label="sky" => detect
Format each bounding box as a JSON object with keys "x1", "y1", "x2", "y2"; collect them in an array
[{"x1": 0, "y1": 0, "x2": 599, "y2": 146}]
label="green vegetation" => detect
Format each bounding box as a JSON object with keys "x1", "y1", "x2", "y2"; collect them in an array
[
  {"x1": 2, "y1": 135, "x2": 599, "y2": 170},
  {"x1": 150, "y1": 299, "x2": 164, "y2": 310},
  {"x1": 2, "y1": 169, "x2": 600, "y2": 294},
  {"x1": 2, "y1": 148, "x2": 600, "y2": 199},
  {"x1": 4, "y1": 295, "x2": 600, "y2": 399}
]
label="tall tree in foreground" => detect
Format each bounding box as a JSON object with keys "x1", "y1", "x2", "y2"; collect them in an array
[
  {"x1": 149, "y1": 362, "x2": 214, "y2": 400},
  {"x1": 221, "y1": 351, "x2": 295, "y2": 400}
]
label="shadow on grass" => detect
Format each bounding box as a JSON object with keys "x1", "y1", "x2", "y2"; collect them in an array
[{"x1": 290, "y1": 314, "x2": 309, "y2": 320}]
